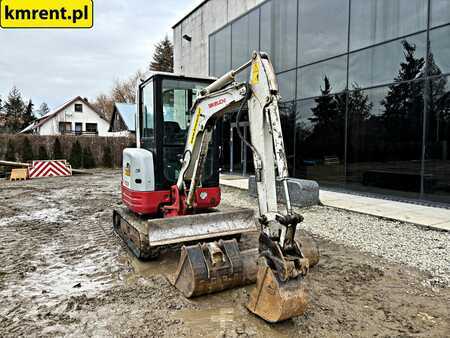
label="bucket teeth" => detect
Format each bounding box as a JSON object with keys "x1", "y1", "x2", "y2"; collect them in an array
[{"x1": 246, "y1": 257, "x2": 309, "y2": 323}]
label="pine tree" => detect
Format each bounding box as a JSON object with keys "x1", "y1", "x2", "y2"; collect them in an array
[
  {"x1": 5, "y1": 139, "x2": 15, "y2": 161},
  {"x1": 38, "y1": 102, "x2": 50, "y2": 117},
  {"x1": 150, "y1": 36, "x2": 174, "y2": 72},
  {"x1": 20, "y1": 137, "x2": 34, "y2": 162},
  {"x1": 347, "y1": 86, "x2": 373, "y2": 124},
  {"x1": 22, "y1": 100, "x2": 35, "y2": 129},
  {"x1": 82, "y1": 146, "x2": 96, "y2": 169},
  {"x1": 38, "y1": 145, "x2": 49, "y2": 160},
  {"x1": 52, "y1": 138, "x2": 64, "y2": 159},
  {"x1": 102, "y1": 144, "x2": 113, "y2": 168},
  {"x1": 308, "y1": 77, "x2": 346, "y2": 158},
  {"x1": 4, "y1": 86, "x2": 26, "y2": 133},
  {"x1": 381, "y1": 40, "x2": 425, "y2": 146},
  {"x1": 69, "y1": 140, "x2": 83, "y2": 168}
]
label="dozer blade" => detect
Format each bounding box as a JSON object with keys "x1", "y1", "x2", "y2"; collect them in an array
[
  {"x1": 113, "y1": 206, "x2": 257, "y2": 260},
  {"x1": 147, "y1": 208, "x2": 256, "y2": 246},
  {"x1": 246, "y1": 257, "x2": 309, "y2": 323},
  {"x1": 170, "y1": 239, "x2": 259, "y2": 297}
]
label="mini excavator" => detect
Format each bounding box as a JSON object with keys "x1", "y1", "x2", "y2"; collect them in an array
[{"x1": 113, "y1": 52, "x2": 319, "y2": 323}]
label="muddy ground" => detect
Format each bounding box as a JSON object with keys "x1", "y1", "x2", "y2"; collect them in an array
[{"x1": 0, "y1": 171, "x2": 449, "y2": 337}]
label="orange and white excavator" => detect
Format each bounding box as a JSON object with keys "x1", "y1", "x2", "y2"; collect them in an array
[{"x1": 113, "y1": 52, "x2": 319, "y2": 322}]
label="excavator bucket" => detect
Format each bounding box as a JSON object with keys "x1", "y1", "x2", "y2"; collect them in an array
[
  {"x1": 246, "y1": 257, "x2": 309, "y2": 323},
  {"x1": 113, "y1": 207, "x2": 257, "y2": 259},
  {"x1": 171, "y1": 235, "x2": 319, "y2": 308},
  {"x1": 170, "y1": 239, "x2": 259, "y2": 297}
]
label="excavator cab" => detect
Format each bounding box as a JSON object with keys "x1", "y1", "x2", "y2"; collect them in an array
[{"x1": 138, "y1": 73, "x2": 220, "y2": 194}]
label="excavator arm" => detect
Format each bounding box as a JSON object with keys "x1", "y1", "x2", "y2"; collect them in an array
[{"x1": 170, "y1": 52, "x2": 317, "y2": 322}]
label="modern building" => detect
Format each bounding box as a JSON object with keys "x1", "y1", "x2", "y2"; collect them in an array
[
  {"x1": 20, "y1": 96, "x2": 110, "y2": 137},
  {"x1": 109, "y1": 103, "x2": 136, "y2": 137},
  {"x1": 173, "y1": 0, "x2": 450, "y2": 204}
]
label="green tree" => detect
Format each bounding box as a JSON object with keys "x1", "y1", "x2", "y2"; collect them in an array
[
  {"x1": 69, "y1": 140, "x2": 83, "y2": 168},
  {"x1": 5, "y1": 139, "x2": 15, "y2": 161},
  {"x1": 52, "y1": 138, "x2": 64, "y2": 159},
  {"x1": 38, "y1": 145, "x2": 49, "y2": 160},
  {"x1": 308, "y1": 77, "x2": 346, "y2": 158},
  {"x1": 20, "y1": 137, "x2": 34, "y2": 162},
  {"x1": 22, "y1": 99, "x2": 35, "y2": 129},
  {"x1": 4, "y1": 86, "x2": 26, "y2": 133},
  {"x1": 381, "y1": 40, "x2": 425, "y2": 145},
  {"x1": 102, "y1": 144, "x2": 113, "y2": 168},
  {"x1": 149, "y1": 36, "x2": 174, "y2": 72},
  {"x1": 82, "y1": 146, "x2": 96, "y2": 169},
  {"x1": 38, "y1": 102, "x2": 50, "y2": 117}
]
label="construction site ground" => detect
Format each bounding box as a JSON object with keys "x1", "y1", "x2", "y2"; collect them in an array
[{"x1": 0, "y1": 170, "x2": 449, "y2": 337}]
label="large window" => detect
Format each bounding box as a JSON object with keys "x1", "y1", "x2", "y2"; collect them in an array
[
  {"x1": 141, "y1": 80, "x2": 154, "y2": 141},
  {"x1": 86, "y1": 123, "x2": 98, "y2": 133},
  {"x1": 277, "y1": 70, "x2": 296, "y2": 102},
  {"x1": 347, "y1": 83, "x2": 423, "y2": 195},
  {"x1": 350, "y1": 0, "x2": 427, "y2": 51},
  {"x1": 231, "y1": 9, "x2": 259, "y2": 81},
  {"x1": 298, "y1": 0, "x2": 349, "y2": 66},
  {"x1": 59, "y1": 122, "x2": 71, "y2": 134},
  {"x1": 431, "y1": 0, "x2": 450, "y2": 28},
  {"x1": 161, "y1": 79, "x2": 212, "y2": 182},
  {"x1": 211, "y1": 26, "x2": 231, "y2": 77},
  {"x1": 297, "y1": 56, "x2": 347, "y2": 99},
  {"x1": 279, "y1": 101, "x2": 296, "y2": 171},
  {"x1": 295, "y1": 96, "x2": 346, "y2": 184},
  {"x1": 429, "y1": 26, "x2": 450, "y2": 75},
  {"x1": 349, "y1": 33, "x2": 427, "y2": 89},
  {"x1": 424, "y1": 75, "x2": 450, "y2": 201},
  {"x1": 273, "y1": 0, "x2": 297, "y2": 72},
  {"x1": 260, "y1": 1, "x2": 272, "y2": 55}
]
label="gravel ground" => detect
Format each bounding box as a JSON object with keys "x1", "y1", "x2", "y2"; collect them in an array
[{"x1": 221, "y1": 186, "x2": 450, "y2": 288}]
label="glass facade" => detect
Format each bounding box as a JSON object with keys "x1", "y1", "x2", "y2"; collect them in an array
[{"x1": 209, "y1": 0, "x2": 450, "y2": 203}]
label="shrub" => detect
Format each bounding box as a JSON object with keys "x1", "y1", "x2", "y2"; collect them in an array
[
  {"x1": 69, "y1": 140, "x2": 83, "y2": 168},
  {"x1": 5, "y1": 139, "x2": 15, "y2": 162},
  {"x1": 20, "y1": 137, "x2": 34, "y2": 162},
  {"x1": 102, "y1": 144, "x2": 113, "y2": 168},
  {"x1": 82, "y1": 145, "x2": 96, "y2": 169},
  {"x1": 38, "y1": 145, "x2": 48, "y2": 160},
  {"x1": 52, "y1": 138, "x2": 64, "y2": 159}
]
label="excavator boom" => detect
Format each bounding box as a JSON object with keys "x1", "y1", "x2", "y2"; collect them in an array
[{"x1": 171, "y1": 52, "x2": 320, "y2": 322}]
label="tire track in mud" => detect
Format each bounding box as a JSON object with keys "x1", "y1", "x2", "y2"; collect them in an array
[{"x1": 0, "y1": 178, "x2": 130, "y2": 336}]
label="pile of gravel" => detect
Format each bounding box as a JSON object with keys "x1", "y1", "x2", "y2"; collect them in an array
[{"x1": 221, "y1": 187, "x2": 450, "y2": 288}]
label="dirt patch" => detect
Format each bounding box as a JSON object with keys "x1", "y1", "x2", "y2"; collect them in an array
[{"x1": 0, "y1": 171, "x2": 449, "y2": 337}]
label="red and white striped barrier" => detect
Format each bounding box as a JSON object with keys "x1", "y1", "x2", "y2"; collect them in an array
[{"x1": 28, "y1": 160, "x2": 72, "y2": 178}]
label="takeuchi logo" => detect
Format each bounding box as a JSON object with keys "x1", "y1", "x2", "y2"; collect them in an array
[{"x1": 208, "y1": 98, "x2": 226, "y2": 109}]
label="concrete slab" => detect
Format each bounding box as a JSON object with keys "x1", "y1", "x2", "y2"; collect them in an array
[{"x1": 219, "y1": 174, "x2": 450, "y2": 232}]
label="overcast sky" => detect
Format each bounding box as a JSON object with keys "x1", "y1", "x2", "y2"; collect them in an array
[{"x1": 0, "y1": 0, "x2": 201, "y2": 109}]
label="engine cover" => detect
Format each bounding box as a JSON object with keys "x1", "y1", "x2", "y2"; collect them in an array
[{"x1": 122, "y1": 148, "x2": 155, "y2": 192}]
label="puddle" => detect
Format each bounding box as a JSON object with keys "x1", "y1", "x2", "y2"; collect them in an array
[
  {"x1": 0, "y1": 208, "x2": 67, "y2": 226},
  {"x1": 173, "y1": 292, "x2": 293, "y2": 337},
  {"x1": 128, "y1": 248, "x2": 180, "y2": 280}
]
